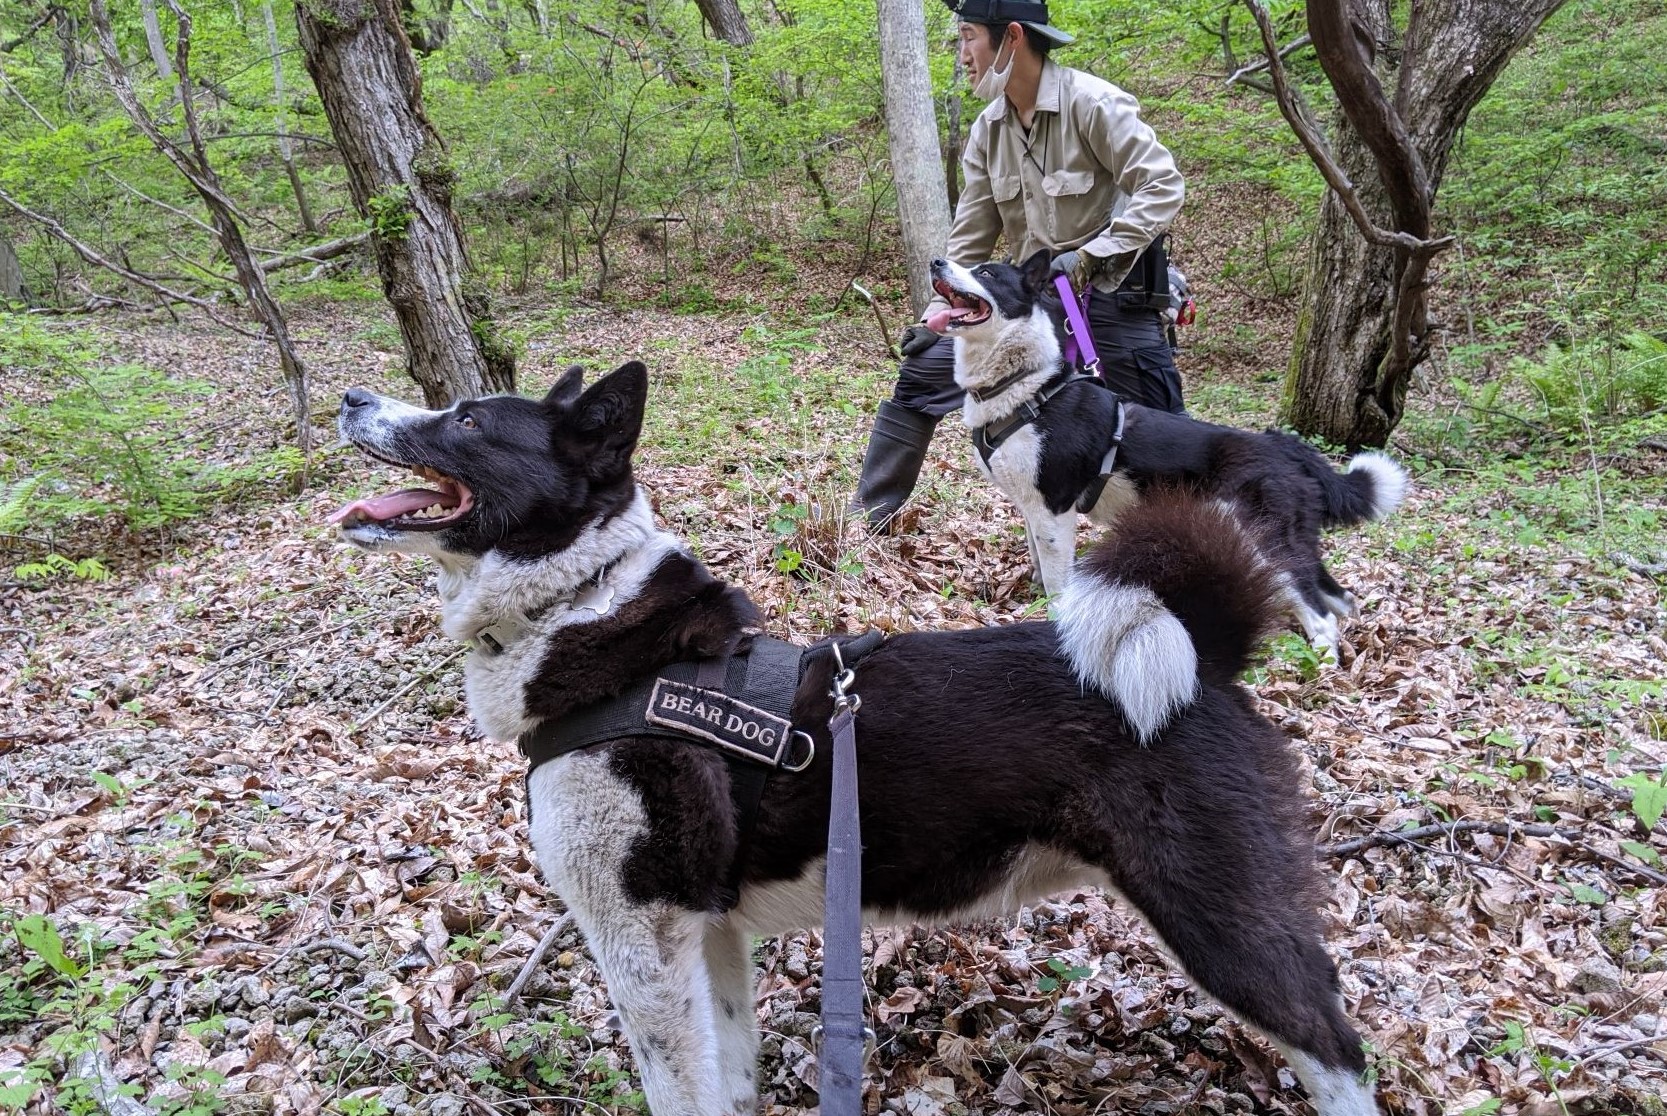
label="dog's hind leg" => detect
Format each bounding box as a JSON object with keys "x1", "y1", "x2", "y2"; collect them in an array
[
  {"x1": 1107, "y1": 850, "x2": 1377, "y2": 1113},
  {"x1": 704, "y1": 920, "x2": 761, "y2": 1114}
]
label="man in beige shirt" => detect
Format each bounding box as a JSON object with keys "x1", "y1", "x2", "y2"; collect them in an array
[{"x1": 853, "y1": 0, "x2": 1186, "y2": 531}]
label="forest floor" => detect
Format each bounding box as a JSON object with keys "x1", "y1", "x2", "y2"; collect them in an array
[{"x1": 3, "y1": 182, "x2": 1666, "y2": 1116}]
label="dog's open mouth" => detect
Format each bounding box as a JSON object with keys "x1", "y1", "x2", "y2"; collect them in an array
[
  {"x1": 329, "y1": 456, "x2": 475, "y2": 532},
  {"x1": 927, "y1": 278, "x2": 991, "y2": 331}
]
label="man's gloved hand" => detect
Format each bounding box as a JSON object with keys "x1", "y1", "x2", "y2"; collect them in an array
[
  {"x1": 899, "y1": 324, "x2": 940, "y2": 357},
  {"x1": 1049, "y1": 249, "x2": 1101, "y2": 293}
]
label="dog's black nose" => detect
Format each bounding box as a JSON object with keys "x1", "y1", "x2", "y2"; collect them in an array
[
  {"x1": 342, "y1": 388, "x2": 375, "y2": 410},
  {"x1": 930, "y1": 257, "x2": 947, "y2": 270}
]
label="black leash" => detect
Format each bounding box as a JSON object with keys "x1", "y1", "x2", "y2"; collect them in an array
[{"x1": 815, "y1": 641, "x2": 870, "y2": 1113}]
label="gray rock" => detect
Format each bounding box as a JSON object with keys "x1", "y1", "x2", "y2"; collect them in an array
[{"x1": 1575, "y1": 952, "x2": 1623, "y2": 993}]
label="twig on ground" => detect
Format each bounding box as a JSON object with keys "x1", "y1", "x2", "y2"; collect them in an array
[
  {"x1": 1578, "y1": 842, "x2": 1667, "y2": 889},
  {"x1": 194, "y1": 620, "x2": 358, "y2": 684},
  {"x1": 258, "y1": 935, "x2": 367, "y2": 975},
  {"x1": 1567, "y1": 1035, "x2": 1667, "y2": 1074},
  {"x1": 504, "y1": 912, "x2": 575, "y2": 1006},
  {"x1": 294, "y1": 936, "x2": 367, "y2": 962},
  {"x1": 1322, "y1": 818, "x2": 1575, "y2": 857},
  {"x1": 1322, "y1": 817, "x2": 1667, "y2": 888},
  {"x1": 351, "y1": 646, "x2": 467, "y2": 732}
]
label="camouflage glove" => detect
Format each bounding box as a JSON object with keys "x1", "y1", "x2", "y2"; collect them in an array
[
  {"x1": 1049, "y1": 249, "x2": 1101, "y2": 293},
  {"x1": 899, "y1": 324, "x2": 941, "y2": 357}
]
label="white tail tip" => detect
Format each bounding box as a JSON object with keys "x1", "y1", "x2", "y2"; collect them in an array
[
  {"x1": 1055, "y1": 579, "x2": 1199, "y2": 743},
  {"x1": 1345, "y1": 452, "x2": 1408, "y2": 520}
]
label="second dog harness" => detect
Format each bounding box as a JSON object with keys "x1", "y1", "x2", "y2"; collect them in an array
[{"x1": 972, "y1": 373, "x2": 1126, "y2": 514}]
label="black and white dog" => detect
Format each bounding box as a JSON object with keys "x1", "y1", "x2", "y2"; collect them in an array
[
  {"x1": 331, "y1": 362, "x2": 1380, "y2": 1116},
  {"x1": 927, "y1": 251, "x2": 1407, "y2": 655}
]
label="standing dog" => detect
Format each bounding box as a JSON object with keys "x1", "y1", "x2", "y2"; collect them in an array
[
  {"x1": 332, "y1": 362, "x2": 1380, "y2": 1116},
  {"x1": 927, "y1": 251, "x2": 1407, "y2": 655}
]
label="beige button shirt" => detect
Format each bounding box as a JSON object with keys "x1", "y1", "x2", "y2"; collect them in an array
[{"x1": 926, "y1": 58, "x2": 1185, "y2": 316}]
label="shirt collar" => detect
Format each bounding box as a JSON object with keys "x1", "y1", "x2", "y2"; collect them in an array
[{"x1": 1036, "y1": 57, "x2": 1061, "y2": 114}]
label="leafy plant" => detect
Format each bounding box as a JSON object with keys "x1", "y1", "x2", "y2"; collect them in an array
[
  {"x1": 1616, "y1": 770, "x2": 1666, "y2": 833},
  {"x1": 365, "y1": 187, "x2": 413, "y2": 239}
]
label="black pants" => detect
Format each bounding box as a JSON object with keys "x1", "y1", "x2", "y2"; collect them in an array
[{"x1": 892, "y1": 295, "x2": 1185, "y2": 417}]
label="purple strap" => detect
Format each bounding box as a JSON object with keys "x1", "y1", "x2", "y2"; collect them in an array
[{"x1": 1054, "y1": 273, "x2": 1100, "y2": 378}]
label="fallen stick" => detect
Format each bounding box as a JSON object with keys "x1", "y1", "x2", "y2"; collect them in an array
[
  {"x1": 850, "y1": 280, "x2": 900, "y2": 361},
  {"x1": 350, "y1": 646, "x2": 467, "y2": 732},
  {"x1": 1322, "y1": 818, "x2": 1574, "y2": 857},
  {"x1": 504, "y1": 912, "x2": 575, "y2": 1006}
]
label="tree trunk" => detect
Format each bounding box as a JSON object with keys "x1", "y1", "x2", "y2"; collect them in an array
[
  {"x1": 944, "y1": 52, "x2": 963, "y2": 212},
  {"x1": 295, "y1": 0, "x2": 514, "y2": 407},
  {"x1": 141, "y1": 0, "x2": 173, "y2": 81},
  {"x1": 0, "y1": 235, "x2": 29, "y2": 305},
  {"x1": 693, "y1": 0, "x2": 751, "y2": 46},
  {"x1": 876, "y1": 0, "x2": 950, "y2": 320},
  {"x1": 264, "y1": 1, "x2": 317, "y2": 234},
  {"x1": 1283, "y1": 0, "x2": 1569, "y2": 448}
]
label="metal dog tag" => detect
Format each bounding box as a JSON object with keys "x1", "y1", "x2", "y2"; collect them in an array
[{"x1": 571, "y1": 580, "x2": 615, "y2": 617}]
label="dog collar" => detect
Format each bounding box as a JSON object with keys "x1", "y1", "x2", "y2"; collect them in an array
[
  {"x1": 472, "y1": 562, "x2": 619, "y2": 656},
  {"x1": 969, "y1": 363, "x2": 1047, "y2": 404}
]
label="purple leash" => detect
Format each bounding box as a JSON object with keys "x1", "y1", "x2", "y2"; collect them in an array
[{"x1": 1054, "y1": 273, "x2": 1100, "y2": 379}]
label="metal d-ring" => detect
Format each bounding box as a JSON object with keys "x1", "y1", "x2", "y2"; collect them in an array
[{"x1": 781, "y1": 730, "x2": 816, "y2": 773}]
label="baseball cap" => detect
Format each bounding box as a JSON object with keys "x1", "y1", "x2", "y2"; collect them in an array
[{"x1": 943, "y1": 0, "x2": 1075, "y2": 47}]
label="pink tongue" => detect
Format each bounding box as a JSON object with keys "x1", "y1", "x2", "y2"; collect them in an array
[
  {"x1": 925, "y1": 307, "x2": 974, "y2": 333},
  {"x1": 328, "y1": 487, "x2": 454, "y2": 524}
]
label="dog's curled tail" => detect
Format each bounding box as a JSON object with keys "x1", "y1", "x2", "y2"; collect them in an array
[
  {"x1": 1320, "y1": 450, "x2": 1409, "y2": 528},
  {"x1": 1054, "y1": 490, "x2": 1285, "y2": 743}
]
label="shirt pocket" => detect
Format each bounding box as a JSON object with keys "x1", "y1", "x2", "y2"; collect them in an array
[
  {"x1": 989, "y1": 172, "x2": 1025, "y2": 240},
  {"x1": 1041, "y1": 170, "x2": 1096, "y2": 241}
]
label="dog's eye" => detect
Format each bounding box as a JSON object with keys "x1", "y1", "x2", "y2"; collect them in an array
[{"x1": 457, "y1": 413, "x2": 477, "y2": 430}]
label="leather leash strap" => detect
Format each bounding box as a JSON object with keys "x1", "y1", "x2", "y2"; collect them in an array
[{"x1": 816, "y1": 642, "x2": 869, "y2": 1113}]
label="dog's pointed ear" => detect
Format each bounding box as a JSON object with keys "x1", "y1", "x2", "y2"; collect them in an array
[
  {"x1": 1021, "y1": 248, "x2": 1054, "y2": 291},
  {"x1": 544, "y1": 365, "x2": 585, "y2": 409},
  {"x1": 570, "y1": 360, "x2": 648, "y2": 477}
]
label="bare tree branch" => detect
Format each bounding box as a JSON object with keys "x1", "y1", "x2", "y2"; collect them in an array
[
  {"x1": 258, "y1": 232, "x2": 369, "y2": 273},
  {"x1": 0, "y1": 184, "x2": 260, "y2": 335},
  {"x1": 1, "y1": 4, "x2": 62, "y2": 53},
  {"x1": 86, "y1": 0, "x2": 313, "y2": 481},
  {"x1": 1226, "y1": 31, "x2": 1310, "y2": 86},
  {"x1": 1242, "y1": 0, "x2": 1451, "y2": 256}
]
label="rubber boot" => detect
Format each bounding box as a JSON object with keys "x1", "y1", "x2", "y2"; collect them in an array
[{"x1": 850, "y1": 401, "x2": 939, "y2": 534}]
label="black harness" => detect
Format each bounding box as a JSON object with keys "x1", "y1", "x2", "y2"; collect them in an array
[
  {"x1": 971, "y1": 371, "x2": 1127, "y2": 514},
  {"x1": 516, "y1": 631, "x2": 886, "y2": 910}
]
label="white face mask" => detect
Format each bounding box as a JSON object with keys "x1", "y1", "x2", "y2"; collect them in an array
[{"x1": 971, "y1": 34, "x2": 1016, "y2": 102}]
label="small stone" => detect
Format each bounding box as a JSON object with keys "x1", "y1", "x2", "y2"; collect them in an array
[
  {"x1": 281, "y1": 995, "x2": 319, "y2": 1023},
  {"x1": 1574, "y1": 952, "x2": 1623, "y2": 993}
]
